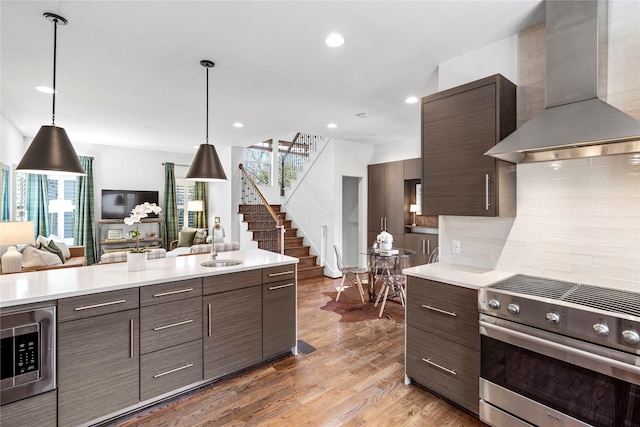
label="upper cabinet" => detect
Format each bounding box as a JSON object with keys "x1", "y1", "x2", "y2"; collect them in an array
[
  {"x1": 367, "y1": 161, "x2": 405, "y2": 236},
  {"x1": 422, "y1": 74, "x2": 517, "y2": 217}
]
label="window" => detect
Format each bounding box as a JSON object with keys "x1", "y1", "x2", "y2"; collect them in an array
[
  {"x1": 47, "y1": 176, "x2": 76, "y2": 243},
  {"x1": 175, "y1": 179, "x2": 196, "y2": 229},
  {"x1": 15, "y1": 172, "x2": 27, "y2": 222},
  {"x1": 244, "y1": 140, "x2": 272, "y2": 185}
]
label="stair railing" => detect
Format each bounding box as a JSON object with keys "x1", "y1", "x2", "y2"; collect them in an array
[
  {"x1": 279, "y1": 132, "x2": 319, "y2": 196},
  {"x1": 239, "y1": 164, "x2": 285, "y2": 254}
]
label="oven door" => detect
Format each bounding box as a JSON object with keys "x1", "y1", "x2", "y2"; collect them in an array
[{"x1": 479, "y1": 314, "x2": 640, "y2": 427}]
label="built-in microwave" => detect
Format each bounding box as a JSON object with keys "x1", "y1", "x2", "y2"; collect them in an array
[{"x1": 0, "y1": 305, "x2": 56, "y2": 405}]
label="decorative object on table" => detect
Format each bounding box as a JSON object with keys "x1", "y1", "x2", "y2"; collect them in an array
[
  {"x1": 16, "y1": 13, "x2": 85, "y2": 176},
  {"x1": 107, "y1": 229, "x2": 123, "y2": 240},
  {"x1": 410, "y1": 204, "x2": 419, "y2": 226},
  {"x1": 124, "y1": 202, "x2": 162, "y2": 271},
  {"x1": 212, "y1": 216, "x2": 225, "y2": 243},
  {"x1": 145, "y1": 232, "x2": 156, "y2": 239},
  {"x1": 376, "y1": 230, "x2": 393, "y2": 250},
  {"x1": 0, "y1": 221, "x2": 35, "y2": 273}
]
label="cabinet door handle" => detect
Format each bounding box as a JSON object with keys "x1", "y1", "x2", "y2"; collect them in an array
[
  {"x1": 153, "y1": 319, "x2": 193, "y2": 331},
  {"x1": 130, "y1": 318, "x2": 135, "y2": 358},
  {"x1": 74, "y1": 299, "x2": 127, "y2": 311},
  {"x1": 422, "y1": 358, "x2": 456, "y2": 375},
  {"x1": 153, "y1": 288, "x2": 193, "y2": 297},
  {"x1": 268, "y1": 283, "x2": 295, "y2": 291},
  {"x1": 268, "y1": 271, "x2": 294, "y2": 278},
  {"x1": 485, "y1": 173, "x2": 490, "y2": 211},
  {"x1": 384, "y1": 217, "x2": 388, "y2": 231},
  {"x1": 421, "y1": 240, "x2": 425, "y2": 255},
  {"x1": 153, "y1": 363, "x2": 194, "y2": 378},
  {"x1": 207, "y1": 303, "x2": 212, "y2": 337},
  {"x1": 422, "y1": 304, "x2": 457, "y2": 317},
  {"x1": 380, "y1": 217, "x2": 384, "y2": 231}
]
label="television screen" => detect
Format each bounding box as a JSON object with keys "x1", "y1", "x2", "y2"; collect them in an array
[{"x1": 101, "y1": 190, "x2": 159, "y2": 220}]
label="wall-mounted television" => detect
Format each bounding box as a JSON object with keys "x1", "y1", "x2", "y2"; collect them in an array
[{"x1": 101, "y1": 190, "x2": 159, "y2": 220}]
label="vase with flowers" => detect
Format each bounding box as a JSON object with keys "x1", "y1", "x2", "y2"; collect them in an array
[
  {"x1": 124, "y1": 202, "x2": 162, "y2": 271},
  {"x1": 376, "y1": 231, "x2": 393, "y2": 250}
]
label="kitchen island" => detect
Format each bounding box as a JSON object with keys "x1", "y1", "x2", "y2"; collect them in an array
[{"x1": 0, "y1": 249, "x2": 298, "y2": 427}]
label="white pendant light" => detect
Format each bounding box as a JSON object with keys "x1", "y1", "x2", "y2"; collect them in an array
[
  {"x1": 16, "y1": 13, "x2": 85, "y2": 176},
  {"x1": 186, "y1": 60, "x2": 227, "y2": 182}
]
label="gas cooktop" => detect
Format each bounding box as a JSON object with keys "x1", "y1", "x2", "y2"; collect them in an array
[{"x1": 479, "y1": 274, "x2": 640, "y2": 355}]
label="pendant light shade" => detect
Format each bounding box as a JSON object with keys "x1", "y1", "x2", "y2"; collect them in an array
[
  {"x1": 186, "y1": 60, "x2": 227, "y2": 182},
  {"x1": 16, "y1": 13, "x2": 85, "y2": 176}
]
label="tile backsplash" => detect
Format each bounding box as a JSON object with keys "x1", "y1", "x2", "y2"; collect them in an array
[{"x1": 439, "y1": 154, "x2": 640, "y2": 292}]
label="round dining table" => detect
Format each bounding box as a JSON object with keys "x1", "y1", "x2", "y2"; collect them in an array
[{"x1": 361, "y1": 247, "x2": 416, "y2": 302}]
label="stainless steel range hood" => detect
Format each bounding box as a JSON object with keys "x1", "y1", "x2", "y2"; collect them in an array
[{"x1": 485, "y1": 0, "x2": 640, "y2": 164}]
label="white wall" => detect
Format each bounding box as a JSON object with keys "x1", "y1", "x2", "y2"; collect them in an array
[{"x1": 0, "y1": 115, "x2": 25, "y2": 165}]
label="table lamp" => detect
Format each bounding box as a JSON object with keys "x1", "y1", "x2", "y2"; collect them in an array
[
  {"x1": 187, "y1": 200, "x2": 204, "y2": 212},
  {"x1": 0, "y1": 221, "x2": 35, "y2": 273},
  {"x1": 410, "y1": 204, "x2": 419, "y2": 226}
]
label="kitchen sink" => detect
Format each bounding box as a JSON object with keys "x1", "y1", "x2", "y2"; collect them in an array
[{"x1": 200, "y1": 259, "x2": 243, "y2": 268}]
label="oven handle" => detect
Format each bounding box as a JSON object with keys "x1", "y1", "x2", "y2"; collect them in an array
[{"x1": 480, "y1": 320, "x2": 640, "y2": 379}]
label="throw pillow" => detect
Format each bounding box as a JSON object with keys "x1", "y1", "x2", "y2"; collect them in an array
[
  {"x1": 177, "y1": 230, "x2": 197, "y2": 248},
  {"x1": 44, "y1": 240, "x2": 66, "y2": 264},
  {"x1": 193, "y1": 229, "x2": 207, "y2": 245},
  {"x1": 22, "y1": 246, "x2": 63, "y2": 268},
  {"x1": 52, "y1": 241, "x2": 71, "y2": 259},
  {"x1": 35, "y1": 235, "x2": 50, "y2": 249}
]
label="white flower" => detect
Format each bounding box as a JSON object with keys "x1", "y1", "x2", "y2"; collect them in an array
[
  {"x1": 376, "y1": 231, "x2": 393, "y2": 244},
  {"x1": 124, "y1": 202, "x2": 162, "y2": 253}
]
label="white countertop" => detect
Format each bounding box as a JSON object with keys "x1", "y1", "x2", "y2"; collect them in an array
[
  {"x1": 0, "y1": 249, "x2": 298, "y2": 308},
  {"x1": 403, "y1": 262, "x2": 514, "y2": 289}
]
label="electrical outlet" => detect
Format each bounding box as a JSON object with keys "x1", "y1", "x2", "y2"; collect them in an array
[{"x1": 452, "y1": 240, "x2": 461, "y2": 254}]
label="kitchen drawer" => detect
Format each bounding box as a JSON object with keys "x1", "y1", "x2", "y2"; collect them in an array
[
  {"x1": 140, "y1": 339, "x2": 203, "y2": 401},
  {"x1": 262, "y1": 264, "x2": 296, "y2": 284},
  {"x1": 406, "y1": 277, "x2": 479, "y2": 350},
  {"x1": 0, "y1": 389, "x2": 57, "y2": 427},
  {"x1": 58, "y1": 288, "x2": 139, "y2": 322},
  {"x1": 406, "y1": 325, "x2": 479, "y2": 414},
  {"x1": 140, "y1": 278, "x2": 202, "y2": 306},
  {"x1": 140, "y1": 297, "x2": 202, "y2": 354},
  {"x1": 202, "y1": 270, "x2": 262, "y2": 295}
]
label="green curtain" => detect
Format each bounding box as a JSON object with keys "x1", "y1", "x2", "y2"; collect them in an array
[
  {"x1": 193, "y1": 182, "x2": 208, "y2": 229},
  {"x1": 26, "y1": 174, "x2": 49, "y2": 238},
  {"x1": 163, "y1": 163, "x2": 178, "y2": 248},
  {"x1": 1, "y1": 163, "x2": 10, "y2": 221},
  {"x1": 74, "y1": 156, "x2": 97, "y2": 265}
]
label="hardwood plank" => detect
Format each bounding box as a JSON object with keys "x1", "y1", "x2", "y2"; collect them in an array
[{"x1": 116, "y1": 276, "x2": 480, "y2": 427}]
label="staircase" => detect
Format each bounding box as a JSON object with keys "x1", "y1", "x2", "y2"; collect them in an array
[{"x1": 239, "y1": 204, "x2": 324, "y2": 280}]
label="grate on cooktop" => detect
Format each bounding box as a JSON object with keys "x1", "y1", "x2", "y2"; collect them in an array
[
  {"x1": 489, "y1": 275, "x2": 578, "y2": 300},
  {"x1": 489, "y1": 274, "x2": 640, "y2": 318},
  {"x1": 564, "y1": 285, "x2": 640, "y2": 318}
]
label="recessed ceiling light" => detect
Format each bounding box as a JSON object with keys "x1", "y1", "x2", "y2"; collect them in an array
[
  {"x1": 35, "y1": 86, "x2": 56, "y2": 94},
  {"x1": 405, "y1": 96, "x2": 419, "y2": 104},
  {"x1": 325, "y1": 33, "x2": 345, "y2": 47},
  {"x1": 233, "y1": 122, "x2": 244, "y2": 128},
  {"x1": 327, "y1": 123, "x2": 337, "y2": 128},
  {"x1": 355, "y1": 112, "x2": 368, "y2": 119}
]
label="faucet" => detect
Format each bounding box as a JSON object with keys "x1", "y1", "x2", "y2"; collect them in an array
[{"x1": 210, "y1": 243, "x2": 218, "y2": 260}]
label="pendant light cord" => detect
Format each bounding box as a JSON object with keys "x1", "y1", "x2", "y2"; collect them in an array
[
  {"x1": 51, "y1": 17, "x2": 58, "y2": 126},
  {"x1": 205, "y1": 66, "x2": 209, "y2": 145}
]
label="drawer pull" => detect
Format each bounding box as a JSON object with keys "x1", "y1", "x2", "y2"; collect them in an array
[
  {"x1": 153, "y1": 319, "x2": 194, "y2": 331},
  {"x1": 130, "y1": 319, "x2": 134, "y2": 358},
  {"x1": 153, "y1": 363, "x2": 194, "y2": 378},
  {"x1": 74, "y1": 299, "x2": 127, "y2": 311},
  {"x1": 422, "y1": 304, "x2": 457, "y2": 317},
  {"x1": 268, "y1": 270, "x2": 294, "y2": 277},
  {"x1": 153, "y1": 288, "x2": 194, "y2": 298},
  {"x1": 422, "y1": 358, "x2": 456, "y2": 375},
  {"x1": 268, "y1": 283, "x2": 294, "y2": 291}
]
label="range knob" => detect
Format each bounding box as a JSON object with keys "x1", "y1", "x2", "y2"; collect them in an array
[
  {"x1": 545, "y1": 312, "x2": 560, "y2": 325},
  {"x1": 622, "y1": 330, "x2": 640, "y2": 345},
  {"x1": 507, "y1": 303, "x2": 520, "y2": 315},
  {"x1": 592, "y1": 323, "x2": 609, "y2": 337},
  {"x1": 488, "y1": 299, "x2": 501, "y2": 310}
]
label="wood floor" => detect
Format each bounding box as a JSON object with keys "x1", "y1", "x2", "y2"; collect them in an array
[{"x1": 115, "y1": 276, "x2": 481, "y2": 427}]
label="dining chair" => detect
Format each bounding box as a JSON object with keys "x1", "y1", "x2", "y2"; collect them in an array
[
  {"x1": 333, "y1": 245, "x2": 367, "y2": 303},
  {"x1": 374, "y1": 254, "x2": 410, "y2": 318}
]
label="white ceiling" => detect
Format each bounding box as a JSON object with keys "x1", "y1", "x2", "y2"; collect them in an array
[{"x1": 1, "y1": 1, "x2": 544, "y2": 155}]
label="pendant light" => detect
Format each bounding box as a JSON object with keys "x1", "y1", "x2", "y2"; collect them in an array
[
  {"x1": 16, "y1": 13, "x2": 85, "y2": 176},
  {"x1": 186, "y1": 60, "x2": 227, "y2": 181}
]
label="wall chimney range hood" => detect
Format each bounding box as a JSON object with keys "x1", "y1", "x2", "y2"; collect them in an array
[{"x1": 485, "y1": 0, "x2": 640, "y2": 164}]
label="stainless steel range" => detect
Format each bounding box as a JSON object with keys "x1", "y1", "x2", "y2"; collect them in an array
[{"x1": 478, "y1": 274, "x2": 640, "y2": 427}]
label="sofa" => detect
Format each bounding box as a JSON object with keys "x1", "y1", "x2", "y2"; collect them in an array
[
  {"x1": 166, "y1": 242, "x2": 240, "y2": 257},
  {"x1": 99, "y1": 248, "x2": 167, "y2": 264},
  {"x1": 12, "y1": 244, "x2": 87, "y2": 273}
]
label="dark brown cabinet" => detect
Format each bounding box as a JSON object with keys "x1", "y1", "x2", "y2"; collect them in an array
[
  {"x1": 405, "y1": 277, "x2": 480, "y2": 414},
  {"x1": 403, "y1": 232, "x2": 438, "y2": 266},
  {"x1": 0, "y1": 390, "x2": 57, "y2": 427},
  {"x1": 263, "y1": 265, "x2": 297, "y2": 358},
  {"x1": 367, "y1": 161, "x2": 404, "y2": 236},
  {"x1": 422, "y1": 74, "x2": 516, "y2": 217},
  {"x1": 57, "y1": 288, "x2": 140, "y2": 426},
  {"x1": 202, "y1": 271, "x2": 263, "y2": 380}
]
